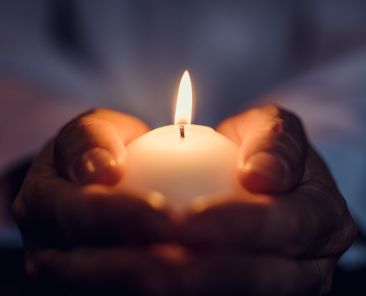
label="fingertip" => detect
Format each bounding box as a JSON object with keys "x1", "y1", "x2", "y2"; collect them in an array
[
  {"x1": 71, "y1": 147, "x2": 125, "y2": 185},
  {"x1": 221, "y1": 105, "x2": 307, "y2": 194},
  {"x1": 55, "y1": 108, "x2": 149, "y2": 185},
  {"x1": 238, "y1": 152, "x2": 290, "y2": 193}
]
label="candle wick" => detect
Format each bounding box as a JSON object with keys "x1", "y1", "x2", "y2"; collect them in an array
[{"x1": 179, "y1": 125, "x2": 185, "y2": 139}]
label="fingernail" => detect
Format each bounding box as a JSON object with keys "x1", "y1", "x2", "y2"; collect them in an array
[
  {"x1": 240, "y1": 152, "x2": 288, "y2": 183},
  {"x1": 72, "y1": 147, "x2": 122, "y2": 184}
]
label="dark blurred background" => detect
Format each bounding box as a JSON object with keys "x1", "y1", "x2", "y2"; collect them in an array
[{"x1": 1, "y1": 0, "x2": 366, "y2": 294}]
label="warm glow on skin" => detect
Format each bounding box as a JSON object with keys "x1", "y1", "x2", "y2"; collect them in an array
[{"x1": 190, "y1": 191, "x2": 274, "y2": 213}]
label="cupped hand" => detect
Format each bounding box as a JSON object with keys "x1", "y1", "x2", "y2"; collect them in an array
[
  {"x1": 12, "y1": 108, "x2": 177, "y2": 295},
  {"x1": 12, "y1": 106, "x2": 357, "y2": 295},
  {"x1": 179, "y1": 105, "x2": 357, "y2": 295}
]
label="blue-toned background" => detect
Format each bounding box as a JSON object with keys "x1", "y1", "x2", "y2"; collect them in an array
[{"x1": 0, "y1": 0, "x2": 365, "y2": 293}]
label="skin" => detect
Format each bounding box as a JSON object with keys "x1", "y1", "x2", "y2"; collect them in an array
[{"x1": 12, "y1": 106, "x2": 356, "y2": 295}]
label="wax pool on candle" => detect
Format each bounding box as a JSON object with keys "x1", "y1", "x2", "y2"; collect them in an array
[{"x1": 124, "y1": 124, "x2": 239, "y2": 210}]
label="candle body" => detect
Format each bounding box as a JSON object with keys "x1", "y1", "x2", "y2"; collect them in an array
[{"x1": 122, "y1": 124, "x2": 240, "y2": 210}]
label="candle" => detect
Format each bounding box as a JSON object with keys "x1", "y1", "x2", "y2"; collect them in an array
[{"x1": 123, "y1": 71, "x2": 239, "y2": 211}]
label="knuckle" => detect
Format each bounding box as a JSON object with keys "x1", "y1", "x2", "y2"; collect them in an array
[
  {"x1": 258, "y1": 105, "x2": 305, "y2": 137},
  {"x1": 56, "y1": 108, "x2": 111, "y2": 141},
  {"x1": 264, "y1": 104, "x2": 305, "y2": 134},
  {"x1": 248, "y1": 104, "x2": 282, "y2": 121},
  {"x1": 11, "y1": 164, "x2": 44, "y2": 228},
  {"x1": 321, "y1": 200, "x2": 357, "y2": 256},
  {"x1": 263, "y1": 103, "x2": 282, "y2": 116},
  {"x1": 266, "y1": 117, "x2": 285, "y2": 135},
  {"x1": 55, "y1": 118, "x2": 79, "y2": 148},
  {"x1": 349, "y1": 216, "x2": 358, "y2": 242},
  {"x1": 330, "y1": 194, "x2": 358, "y2": 254},
  {"x1": 282, "y1": 108, "x2": 302, "y2": 123},
  {"x1": 83, "y1": 107, "x2": 104, "y2": 115},
  {"x1": 57, "y1": 117, "x2": 89, "y2": 140},
  {"x1": 70, "y1": 116, "x2": 102, "y2": 133},
  {"x1": 282, "y1": 109, "x2": 306, "y2": 136},
  {"x1": 54, "y1": 110, "x2": 120, "y2": 177},
  {"x1": 83, "y1": 107, "x2": 111, "y2": 116},
  {"x1": 12, "y1": 178, "x2": 31, "y2": 212},
  {"x1": 12, "y1": 180, "x2": 40, "y2": 230},
  {"x1": 74, "y1": 107, "x2": 112, "y2": 120},
  {"x1": 55, "y1": 113, "x2": 112, "y2": 155},
  {"x1": 342, "y1": 212, "x2": 358, "y2": 250},
  {"x1": 250, "y1": 104, "x2": 305, "y2": 132}
]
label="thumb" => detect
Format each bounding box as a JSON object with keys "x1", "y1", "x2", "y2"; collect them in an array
[
  {"x1": 54, "y1": 108, "x2": 149, "y2": 185},
  {"x1": 217, "y1": 105, "x2": 307, "y2": 193}
]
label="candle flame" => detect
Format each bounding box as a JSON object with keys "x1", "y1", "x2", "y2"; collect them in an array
[{"x1": 174, "y1": 70, "x2": 192, "y2": 125}]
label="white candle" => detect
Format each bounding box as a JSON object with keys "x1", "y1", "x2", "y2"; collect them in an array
[{"x1": 123, "y1": 71, "x2": 239, "y2": 211}]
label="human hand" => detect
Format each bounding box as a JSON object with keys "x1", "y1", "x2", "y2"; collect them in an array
[
  {"x1": 12, "y1": 108, "x2": 177, "y2": 295},
  {"x1": 12, "y1": 106, "x2": 357, "y2": 295},
  {"x1": 179, "y1": 105, "x2": 357, "y2": 295}
]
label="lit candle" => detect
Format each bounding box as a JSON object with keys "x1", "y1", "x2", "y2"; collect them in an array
[{"x1": 123, "y1": 71, "x2": 240, "y2": 211}]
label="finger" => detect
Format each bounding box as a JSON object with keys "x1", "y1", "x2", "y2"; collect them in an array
[
  {"x1": 28, "y1": 248, "x2": 178, "y2": 296},
  {"x1": 13, "y1": 147, "x2": 173, "y2": 248},
  {"x1": 217, "y1": 104, "x2": 307, "y2": 193},
  {"x1": 31, "y1": 250, "x2": 335, "y2": 296},
  {"x1": 180, "y1": 148, "x2": 356, "y2": 258},
  {"x1": 55, "y1": 108, "x2": 149, "y2": 185},
  {"x1": 181, "y1": 253, "x2": 335, "y2": 296}
]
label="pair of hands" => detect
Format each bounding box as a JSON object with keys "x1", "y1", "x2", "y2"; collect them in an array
[{"x1": 12, "y1": 106, "x2": 356, "y2": 295}]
